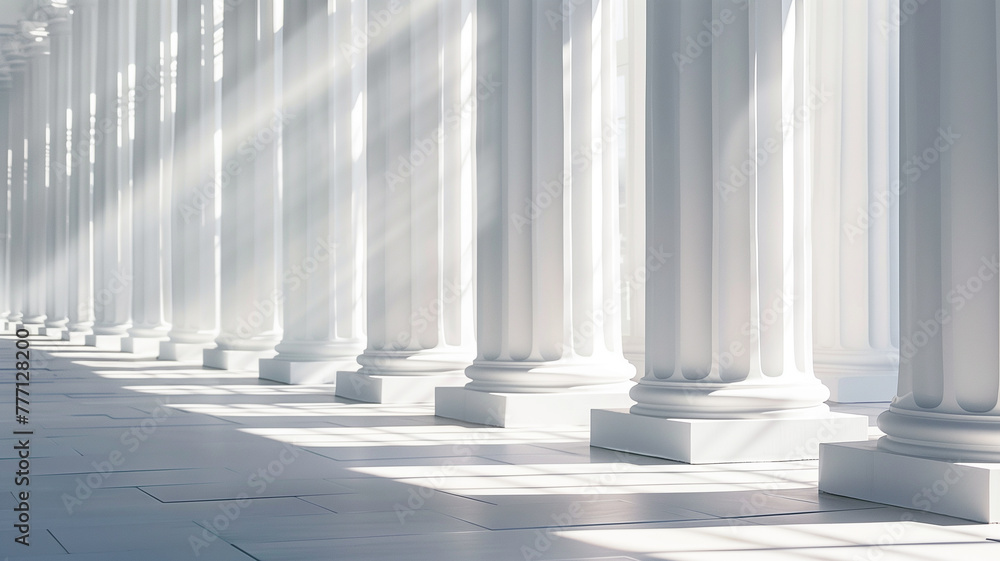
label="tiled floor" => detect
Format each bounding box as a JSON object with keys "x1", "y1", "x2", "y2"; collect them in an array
[{"x1": 2, "y1": 334, "x2": 999, "y2": 560}]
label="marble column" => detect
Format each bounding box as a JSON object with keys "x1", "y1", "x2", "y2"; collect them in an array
[
  {"x1": 260, "y1": 0, "x2": 366, "y2": 384},
  {"x1": 821, "y1": 0, "x2": 1000, "y2": 523},
  {"x1": 591, "y1": 0, "x2": 867, "y2": 462},
  {"x1": 42, "y1": 14, "x2": 72, "y2": 337},
  {"x1": 203, "y1": 0, "x2": 282, "y2": 371},
  {"x1": 86, "y1": 0, "x2": 133, "y2": 350},
  {"x1": 810, "y1": 0, "x2": 899, "y2": 403},
  {"x1": 21, "y1": 39, "x2": 50, "y2": 332},
  {"x1": 435, "y1": 0, "x2": 635, "y2": 427},
  {"x1": 161, "y1": 0, "x2": 218, "y2": 361},
  {"x1": 5, "y1": 55, "x2": 27, "y2": 331},
  {"x1": 64, "y1": 0, "x2": 99, "y2": 343},
  {"x1": 337, "y1": 0, "x2": 474, "y2": 401},
  {"x1": 124, "y1": 0, "x2": 173, "y2": 354},
  {"x1": 0, "y1": 70, "x2": 11, "y2": 328}
]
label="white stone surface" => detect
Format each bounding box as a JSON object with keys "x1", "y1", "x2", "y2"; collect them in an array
[
  {"x1": 1, "y1": 334, "x2": 991, "y2": 560},
  {"x1": 437, "y1": 387, "x2": 634, "y2": 428},
  {"x1": 593, "y1": 409, "x2": 869, "y2": 464},
  {"x1": 204, "y1": 348, "x2": 277, "y2": 372},
  {"x1": 821, "y1": 440, "x2": 1000, "y2": 523},
  {"x1": 338, "y1": 371, "x2": 466, "y2": 405}
]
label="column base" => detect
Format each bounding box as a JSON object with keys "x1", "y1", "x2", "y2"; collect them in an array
[
  {"x1": 259, "y1": 357, "x2": 358, "y2": 385},
  {"x1": 38, "y1": 327, "x2": 66, "y2": 338},
  {"x1": 159, "y1": 341, "x2": 214, "y2": 362},
  {"x1": 435, "y1": 386, "x2": 634, "y2": 428},
  {"x1": 85, "y1": 334, "x2": 127, "y2": 351},
  {"x1": 61, "y1": 331, "x2": 89, "y2": 344},
  {"x1": 3, "y1": 321, "x2": 20, "y2": 333},
  {"x1": 17, "y1": 324, "x2": 46, "y2": 336},
  {"x1": 820, "y1": 439, "x2": 1000, "y2": 523},
  {"x1": 816, "y1": 371, "x2": 897, "y2": 403},
  {"x1": 203, "y1": 348, "x2": 276, "y2": 371},
  {"x1": 336, "y1": 371, "x2": 467, "y2": 404},
  {"x1": 121, "y1": 336, "x2": 168, "y2": 355},
  {"x1": 590, "y1": 409, "x2": 869, "y2": 463}
]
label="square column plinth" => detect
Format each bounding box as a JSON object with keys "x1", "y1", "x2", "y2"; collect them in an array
[
  {"x1": 159, "y1": 342, "x2": 214, "y2": 362},
  {"x1": 259, "y1": 358, "x2": 358, "y2": 385},
  {"x1": 591, "y1": 409, "x2": 869, "y2": 464},
  {"x1": 436, "y1": 387, "x2": 635, "y2": 428},
  {"x1": 85, "y1": 334, "x2": 127, "y2": 351},
  {"x1": 122, "y1": 337, "x2": 168, "y2": 355},
  {"x1": 17, "y1": 324, "x2": 45, "y2": 336},
  {"x1": 820, "y1": 440, "x2": 1000, "y2": 523},
  {"x1": 203, "y1": 348, "x2": 276, "y2": 372},
  {"x1": 61, "y1": 331, "x2": 89, "y2": 344},
  {"x1": 336, "y1": 371, "x2": 466, "y2": 404}
]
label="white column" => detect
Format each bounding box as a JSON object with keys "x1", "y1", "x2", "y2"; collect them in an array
[
  {"x1": 336, "y1": 0, "x2": 473, "y2": 402},
  {"x1": 810, "y1": 0, "x2": 899, "y2": 403},
  {"x1": 64, "y1": 0, "x2": 99, "y2": 342},
  {"x1": 43, "y1": 13, "x2": 72, "y2": 337},
  {"x1": 203, "y1": 0, "x2": 281, "y2": 371},
  {"x1": 821, "y1": 0, "x2": 1000, "y2": 523},
  {"x1": 21, "y1": 39, "x2": 49, "y2": 331},
  {"x1": 0, "y1": 69, "x2": 11, "y2": 327},
  {"x1": 591, "y1": 0, "x2": 867, "y2": 463},
  {"x1": 435, "y1": 0, "x2": 634, "y2": 427},
  {"x1": 260, "y1": 0, "x2": 365, "y2": 384},
  {"x1": 161, "y1": 0, "x2": 217, "y2": 361},
  {"x1": 5, "y1": 55, "x2": 27, "y2": 330},
  {"x1": 123, "y1": 0, "x2": 173, "y2": 354},
  {"x1": 86, "y1": 0, "x2": 133, "y2": 350}
]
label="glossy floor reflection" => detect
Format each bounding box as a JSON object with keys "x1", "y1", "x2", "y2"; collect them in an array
[{"x1": 1, "y1": 334, "x2": 997, "y2": 561}]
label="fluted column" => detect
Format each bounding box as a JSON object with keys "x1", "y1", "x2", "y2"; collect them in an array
[
  {"x1": 435, "y1": 0, "x2": 634, "y2": 427},
  {"x1": 591, "y1": 0, "x2": 867, "y2": 462},
  {"x1": 821, "y1": 0, "x2": 1000, "y2": 523},
  {"x1": 0, "y1": 70, "x2": 11, "y2": 326},
  {"x1": 6, "y1": 56, "x2": 27, "y2": 330},
  {"x1": 203, "y1": 0, "x2": 281, "y2": 371},
  {"x1": 161, "y1": 0, "x2": 218, "y2": 361},
  {"x1": 810, "y1": 0, "x2": 899, "y2": 403},
  {"x1": 86, "y1": 0, "x2": 133, "y2": 350},
  {"x1": 21, "y1": 39, "x2": 50, "y2": 330},
  {"x1": 42, "y1": 14, "x2": 72, "y2": 336},
  {"x1": 259, "y1": 0, "x2": 366, "y2": 384},
  {"x1": 124, "y1": 0, "x2": 173, "y2": 354},
  {"x1": 336, "y1": 0, "x2": 473, "y2": 401},
  {"x1": 64, "y1": 0, "x2": 99, "y2": 341}
]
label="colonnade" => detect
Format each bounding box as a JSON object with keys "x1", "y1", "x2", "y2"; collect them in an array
[{"x1": 1, "y1": 0, "x2": 997, "y2": 523}]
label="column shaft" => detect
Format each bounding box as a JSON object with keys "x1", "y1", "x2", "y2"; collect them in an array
[
  {"x1": 821, "y1": 0, "x2": 1000, "y2": 523},
  {"x1": 811, "y1": 0, "x2": 900, "y2": 403},
  {"x1": 590, "y1": 0, "x2": 867, "y2": 462},
  {"x1": 0, "y1": 80, "x2": 10, "y2": 323},
  {"x1": 162, "y1": 0, "x2": 218, "y2": 361},
  {"x1": 436, "y1": 0, "x2": 635, "y2": 427},
  {"x1": 44, "y1": 16, "x2": 72, "y2": 333},
  {"x1": 125, "y1": 0, "x2": 173, "y2": 353},
  {"x1": 261, "y1": 0, "x2": 368, "y2": 385},
  {"x1": 66, "y1": 0, "x2": 99, "y2": 337},
  {"x1": 338, "y1": 0, "x2": 474, "y2": 402},
  {"x1": 87, "y1": 0, "x2": 133, "y2": 348},
  {"x1": 7, "y1": 60, "x2": 26, "y2": 326},
  {"x1": 23, "y1": 43, "x2": 49, "y2": 327},
  {"x1": 204, "y1": 0, "x2": 281, "y2": 371}
]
